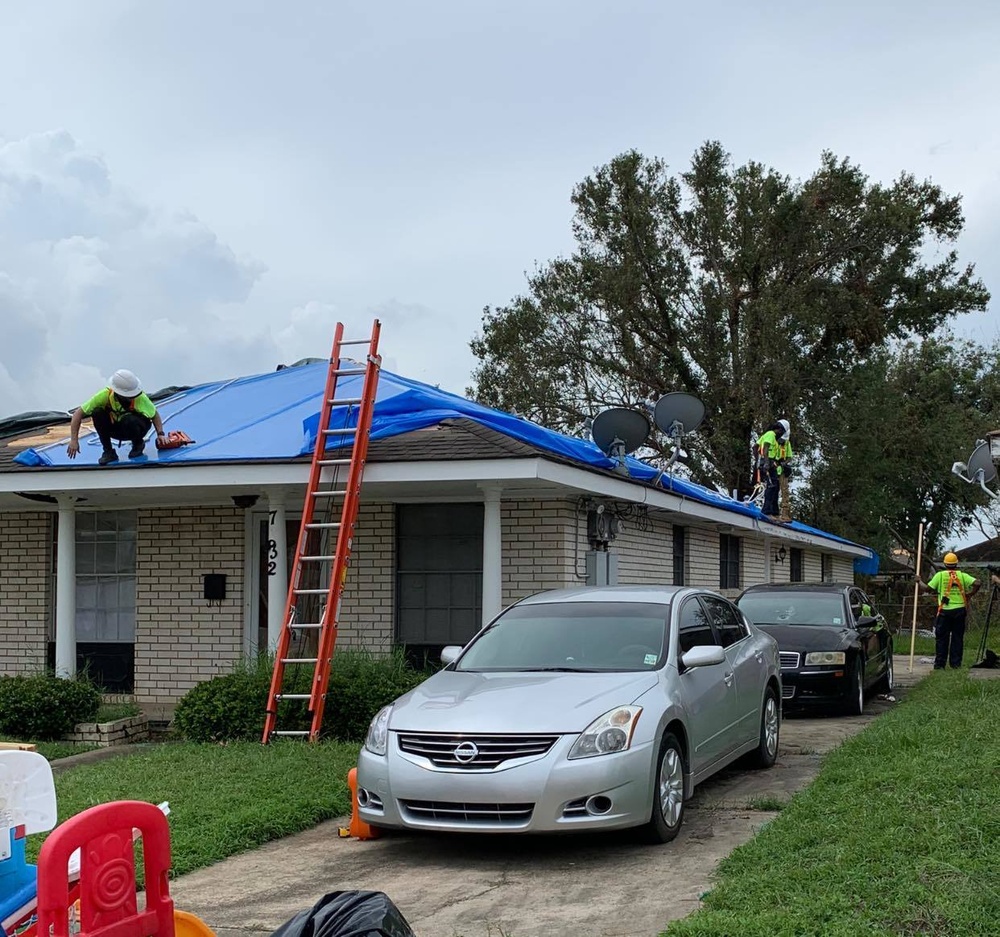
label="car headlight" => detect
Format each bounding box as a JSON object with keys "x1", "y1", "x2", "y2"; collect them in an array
[
  {"x1": 568, "y1": 706, "x2": 642, "y2": 760},
  {"x1": 364, "y1": 704, "x2": 393, "y2": 756},
  {"x1": 804, "y1": 651, "x2": 846, "y2": 665}
]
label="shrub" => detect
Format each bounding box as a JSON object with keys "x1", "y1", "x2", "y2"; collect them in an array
[
  {"x1": 0, "y1": 673, "x2": 101, "y2": 740},
  {"x1": 173, "y1": 650, "x2": 428, "y2": 743}
]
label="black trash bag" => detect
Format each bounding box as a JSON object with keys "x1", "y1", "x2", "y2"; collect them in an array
[
  {"x1": 972, "y1": 649, "x2": 1000, "y2": 669},
  {"x1": 270, "y1": 891, "x2": 416, "y2": 937}
]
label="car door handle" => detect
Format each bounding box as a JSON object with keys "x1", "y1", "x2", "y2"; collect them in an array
[
  {"x1": 724, "y1": 671, "x2": 734, "y2": 687},
  {"x1": 754, "y1": 650, "x2": 763, "y2": 663}
]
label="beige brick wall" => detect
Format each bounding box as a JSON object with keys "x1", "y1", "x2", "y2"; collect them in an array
[
  {"x1": 614, "y1": 510, "x2": 672, "y2": 584},
  {"x1": 338, "y1": 503, "x2": 395, "y2": 649},
  {"x1": 832, "y1": 554, "x2": 855, "y2": 581},
  {"x1": 743, "y1": 538, "x2": 767, "y2": 587},
  {"x1": 687, "y1": 527, "x2": 721, "y2": 588},
  {"x1": 503, "y1": 500, "x2": 580, "y2": 605},
  {"x1": 0, "y1": 512, "x2": 50, "y2": 674},
  {"x1": 134, "y1": 507, "x2": 244, "y2": 705}
]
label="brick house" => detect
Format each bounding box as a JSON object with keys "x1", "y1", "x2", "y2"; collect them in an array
[{"x1": 0, "y1": 362, "x2": 875, "y2": 719}]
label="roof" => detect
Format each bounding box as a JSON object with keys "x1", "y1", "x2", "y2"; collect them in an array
[
  {"x1": 955, "y1": 539, "x2": 1000, "y2": 566},
  {"x1": 0, "y1": 361, "x2": 878, "y2": 571}
]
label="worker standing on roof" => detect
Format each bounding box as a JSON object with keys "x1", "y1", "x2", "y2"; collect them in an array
[
  {"x1": 776, "y1": 420, "x2": 793, "y2": 522},
  {"x1": 916, "y1": 552, "x2": 980, "y2": 669},
  {"x1": 66, "y1": 370, "x2": 167, "y2": 465},
  {"x1": 756, "y1": 419, "x2": 790, "y2": 521}
]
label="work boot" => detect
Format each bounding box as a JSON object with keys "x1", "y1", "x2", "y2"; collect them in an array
[
  {"x1": 99, "y1": 448, "x2": 119, "y2": 466},
  {"x1": 129, "y1": 439, "x2": 145, "y2": 459}
]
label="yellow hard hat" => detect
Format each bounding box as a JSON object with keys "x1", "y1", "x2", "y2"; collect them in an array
[{"x1": 943, "y1": 552, "x2": 959, "y2": 567}]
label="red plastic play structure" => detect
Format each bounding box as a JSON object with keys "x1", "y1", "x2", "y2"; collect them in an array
[{"x1": 9, "y1": 799, "x2": 213, "y2": 937}]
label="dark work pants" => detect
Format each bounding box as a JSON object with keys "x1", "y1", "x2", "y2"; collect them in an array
[
  {"x1": 934, "y1": 607, "x2": 967, "y2": 669},
  {"x1": 92, "y1": 409, "x2": 152, "y2": 450},
  {"x1": 762, "y1": 463, "x2": 779, "y2": 516}
]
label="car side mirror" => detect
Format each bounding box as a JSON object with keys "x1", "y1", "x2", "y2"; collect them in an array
[
  {"x1": 440, "y1": 646, "x2": 463, "y2": 666},
  {"x1": 856, "y1": 614, "x2": 878, "y2": 629},
  {"x1": 680, "y1": 645, "x2": 726, "y2": 669}
]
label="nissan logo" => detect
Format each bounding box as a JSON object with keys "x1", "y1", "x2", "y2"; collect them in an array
[{"x1": 453, "y1": 741, "x2": 479, "y2": 764}]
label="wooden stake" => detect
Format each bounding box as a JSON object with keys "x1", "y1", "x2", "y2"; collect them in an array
[{"x1": 909, "y1": 522, "x2": 925, "y2": 673}]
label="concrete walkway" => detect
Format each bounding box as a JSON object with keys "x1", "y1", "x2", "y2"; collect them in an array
[{"x1": 171, "y1": 657, "x2": 933, "y2": 937}]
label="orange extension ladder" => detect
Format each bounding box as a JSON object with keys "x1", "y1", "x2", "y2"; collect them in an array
[{"x1": 263, "y1": 320, "x2": 382, "y2": 742}]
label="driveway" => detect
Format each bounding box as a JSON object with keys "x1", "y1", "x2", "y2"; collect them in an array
[{"x1": 171, "y1": 656, "x2": 932, "y2": 937}]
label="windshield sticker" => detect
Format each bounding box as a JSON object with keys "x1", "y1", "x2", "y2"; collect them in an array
[
  {"x1": 833, "y1": 617, "x2": 842, "y2": 624},
  {"x1": 644, "y1": 654, "x2": 658, "y2": 665}
]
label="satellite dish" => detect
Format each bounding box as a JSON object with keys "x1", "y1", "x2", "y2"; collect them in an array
[
  {"x1": 653, "y1": 392, "x2": 706, "y2": 438},
  {"x1": 591, "y1": 408, "x2": 650, "y2": 476},
  {"x1": 967, "y1": 441, "x2": 997, "y2": 485}
]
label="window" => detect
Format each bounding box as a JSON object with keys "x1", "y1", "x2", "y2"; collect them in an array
[
  {"x1": 821, "y1": 554, "x2": 834, "y2": 582},
  {"x1": 50, "y1": 510, "x2": 137, "y2": 692},
  {"x1": 719, "y1": 534, "x2": 741, "y2": 590},
  {"x1": 672, "y1": 525, "x2": 686, "y2": 586},
  {"x1": 677, "y1": 599, "x2": 715, "y2": 654},
  {"x1": 789, "y1": 548, "x2": 804, "y2": 582},
  {"x1": 702, "y1": 596, "x2": 748, "y2": 648},
  {"x1": 396, "y1": 504, "x2": 483, "y2": 658}
]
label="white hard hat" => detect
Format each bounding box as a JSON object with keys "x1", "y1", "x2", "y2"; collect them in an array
[
  {"x1": 109, "y1": 369, "x2": 142, "y2": 398},
  {"x1": 777, "y1": 419, "x2": 790, "y2": 440}
]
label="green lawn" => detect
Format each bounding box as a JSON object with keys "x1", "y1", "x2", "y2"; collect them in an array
[
  {"x1": 30, "y1": 740, "x2": 360, "y2": 877},
  {"x1": 1, "y1": 739, "x2": 98, "y2": 761},
  {"x1": 663, "y1": 671, "x2": 1000, "y2": 937}
]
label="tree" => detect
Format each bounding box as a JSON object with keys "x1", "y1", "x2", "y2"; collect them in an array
[
  {"x1": 469, "y1": 143, "x2": 989, "y2": 499},
  {"x1": 797, "y1": 337, "x2": 1000, "y2": 557}
]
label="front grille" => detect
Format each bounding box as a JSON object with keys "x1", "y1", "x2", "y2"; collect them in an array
[
  {"x1": 397, "y1": 733, "x2": 558, "y2": 769},
  {"x1": 779, "y1": 651, "x2": 800, "y2": 670},
  {"x1": 400, "y1": 800, "x2": 534, "y2": 825},
  {"x1": 781, "y1": 684, "x2": 795, "y2": 700}
]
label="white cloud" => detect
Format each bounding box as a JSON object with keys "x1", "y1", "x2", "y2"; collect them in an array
[{"x1": 0, "y1": 130, "x2": 276, "y2": 412}]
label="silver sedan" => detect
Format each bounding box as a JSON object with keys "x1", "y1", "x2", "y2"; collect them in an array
[{"x1": 357, "y1": 585, "x2": 781, "y2": 843}]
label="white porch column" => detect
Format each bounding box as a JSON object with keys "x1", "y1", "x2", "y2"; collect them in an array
[
  {"x1": 764, "y1": 535, "x2": 773, "y2": 583},
  {"x1": 481, "y1": 486, "x2": 503, "y2": 627},
  {"x1": 55, "y1": 499, "x2": 77, "y2": 678},
  {"x1": 267, "y1": 492, "x2": 288, "y2": 652}
]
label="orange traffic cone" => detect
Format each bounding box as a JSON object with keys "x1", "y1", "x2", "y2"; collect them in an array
[{"x1": 343, "y1": 767, "x2": 381, "y2": 840}]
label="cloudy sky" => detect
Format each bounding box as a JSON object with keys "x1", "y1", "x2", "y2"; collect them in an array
[{"x1": 1, "y1": 0, "x2": 998, "y2": 418}]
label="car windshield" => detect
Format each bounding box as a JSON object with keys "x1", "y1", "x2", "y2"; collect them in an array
[
  {"x1": 738, "y1": 592, "x2": 848, "y2": 627},
  {"x1": 455, "y1": 601, "x2": 669, "y2": 673}
]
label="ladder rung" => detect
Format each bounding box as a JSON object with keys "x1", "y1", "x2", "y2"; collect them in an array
[
  {"x1": 323, "y1": 428, "x2": 356, "y2": 435},
  {"x1": 305, "y1": 522, "x2": 341, "y2": 529},
  {"x1": 333, "y1": 367, "x2": 366, "y2": 376},
  {"x1": 300, "y1": 555, "x2": 336, "y2": 561},
  {"x1": 338, "y1": 339, "x2": 372, "y2": 346},
  {"x1": 291, "y1": 623, "x2": 323, "y2": 629},
  {"x1": 330, "y1": 397, "x2": 363, "y2": 405},
  {"x1": 275, "y1": 694, "x2": 311, "y2": 700},
  {"x1": 281, "y1": 658, "x2": 318, "y2": 664},
  {"x1": 318, "y1": 459, "x2": 352, "y2": 466},
  {"x1": 312, "y1": 490, "x2": 347, "y2": 497},
  {"x1": 274, "y1": 730, "x2": 311, "y2": 737},
  {"x1": 293, "y1": 588, "x2": 329, "y2": 595}
]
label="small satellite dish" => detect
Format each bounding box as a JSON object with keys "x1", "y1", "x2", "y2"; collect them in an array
[
  {"x1": 653, "y1": 392, "x2": 706, "y2": 438},
  {"x1": 591, "y1": 408, "x2": 650, "y2": 476},
  {"x1": 967, "y1": 441, "x2": 997, "y2": 485}
]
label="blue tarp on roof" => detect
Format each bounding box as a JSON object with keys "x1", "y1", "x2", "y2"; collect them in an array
[{"x1": 13, "y1": 362, "x2": 879, "y2": 572}]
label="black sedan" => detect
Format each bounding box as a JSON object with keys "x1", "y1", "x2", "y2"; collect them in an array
[{"x1": 736, "y1": 583, "x2": 895, "y2": 715}]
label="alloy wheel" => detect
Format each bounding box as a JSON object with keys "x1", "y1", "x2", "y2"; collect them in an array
[
  {"x1": 658, "y1": 745, "x2": 684, "y2": 827},
  {"x1": 764, "y1": 694, "x2": 779, "y2": 758}
]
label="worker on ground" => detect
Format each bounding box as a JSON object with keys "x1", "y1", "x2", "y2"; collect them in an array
[
  {"x1": 66, "y1": 370, "x2": 167, "y2": 465},
  {"x1": 756, "y1": 419, "x2": 790, "y2": 521},
  {"x1": 916, "y1": 552, "x2": 980, "y2": 669}
]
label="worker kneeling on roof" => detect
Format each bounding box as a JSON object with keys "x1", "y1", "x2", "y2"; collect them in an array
[{"x1": 67, "y1": 370, "x2": 167, "y2": 465}]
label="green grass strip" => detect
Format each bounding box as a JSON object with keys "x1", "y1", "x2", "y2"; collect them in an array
[
  {"x1": 30, "y1": 740, "x2": 360, "y2": 878},
  {"x1": 663, "y1": 671, "x2": 1000, "y2": 937}
]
